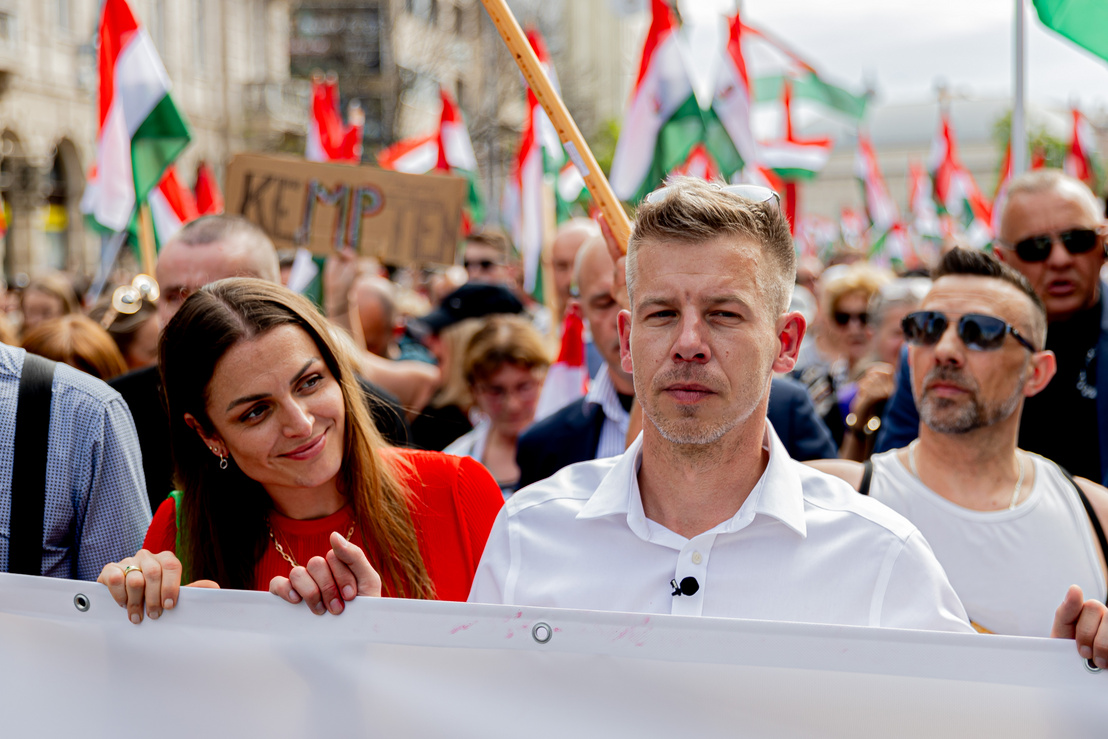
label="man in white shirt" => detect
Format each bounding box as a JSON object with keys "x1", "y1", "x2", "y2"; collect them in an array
[
  {"x1": 468, "y1": 177, "x2": 970, "y2": 631},
  {"x1": 811, "y1": 249, "x2": 1108, "y2": 659}
]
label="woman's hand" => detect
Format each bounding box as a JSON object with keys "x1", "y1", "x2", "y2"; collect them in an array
[
  {"x1": 850, "y1": 362, "x2": 895, "y2": 418},
  {"x1": 269, "y1": 532, "x2": 383, "y2": 615},
  {"x1": 97, "y1": 550, "x2": 204, "y2": 624}
]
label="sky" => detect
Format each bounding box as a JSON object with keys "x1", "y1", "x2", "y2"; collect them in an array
[{"x1": 677, "y1": 0, "x2": 1108, "y2": 113}]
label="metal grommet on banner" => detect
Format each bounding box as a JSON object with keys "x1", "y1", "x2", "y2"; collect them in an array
[
  {"x1": 531, "y1": 622, "x2": 552, "y2": 644},
  {"x1": 73, "y1": 593, "x2": 90, "y2": 612},
  {"x1": 1085, "y1": 659, "x2": 1101, "y2": 674}
]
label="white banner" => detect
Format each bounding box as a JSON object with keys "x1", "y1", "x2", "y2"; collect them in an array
[{"x1": 0, "y1": 573, "x2": 1104, "y2": 737}]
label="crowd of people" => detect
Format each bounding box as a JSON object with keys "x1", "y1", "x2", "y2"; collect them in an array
[{"x1": 1, "y1": 168, "x2": 1106, "y2": 668}]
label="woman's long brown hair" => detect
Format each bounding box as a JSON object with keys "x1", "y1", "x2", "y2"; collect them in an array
[{"x1": 159, "y1": 278, "x2": 434, "y2": 598}]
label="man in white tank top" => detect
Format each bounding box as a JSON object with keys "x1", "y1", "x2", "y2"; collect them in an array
[{"x1": 811, "y1": 248, "x2": 1108, "y2": 667}]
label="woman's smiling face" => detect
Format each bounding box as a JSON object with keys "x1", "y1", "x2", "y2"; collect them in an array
[{"x1": 188, "y1": 324, "x2": 346, "y2": 503}]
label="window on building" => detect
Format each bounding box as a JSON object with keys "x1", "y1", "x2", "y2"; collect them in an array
[
  {"x1": 0, "y1": 12, "x2": 15, "y2": 49},
  {"x1": 429, "y1": 0, "x2": 438, "y2": 27},
  {"x1": 453, "y1": 4, "x2": 464, "y2": 35}
]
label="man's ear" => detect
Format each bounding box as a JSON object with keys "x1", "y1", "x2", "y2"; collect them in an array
[
  {"x1": 617, "y1": 309, "x2": 633, "y2": 375},
  {"x1": 184, "y1": 412, "x2": 223, "y2": 456},
  {"x1": 772, "y1": 311, "x2": 806, "y2": 374},
  {"x1": 1023, "y1": 350, "x2": 1057, "y2": 398}
]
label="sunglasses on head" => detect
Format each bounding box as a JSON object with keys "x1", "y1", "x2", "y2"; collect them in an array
[
  {"x1": 645, "y1": 182, "x2": 781, "y2": 209},
  {"x1": 902, "y1": 311, "x2": 1038, "y2": 353},
  {"x1": 833, "y1": 311, "x2": 868, "y2": 327},
  {"x1": 464, "y1": 259, "x2": 499, "y2": 271},
  {"x1": 1002, "y1": 228, "x2": 1099, "y2": 263}
]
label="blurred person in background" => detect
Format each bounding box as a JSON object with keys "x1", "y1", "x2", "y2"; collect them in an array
[
  {"x1": 840, "y1": 277, "x2": 931, "y2": 461},
  {"x1": 21, "y1": 272, "x2": 79, "y2": 337},
  {"x1": 408, "y1": 283, "x2": 525, "y2": 451},
  {"x1": 445, "y1": 315, "x2": 550, "y2": 498},
  {"x1": 463, "y1": 228, "x2": 552, "y2": 336},
  {"x1": 547, "y1": 218, "x2": 599, "y2": 326},
  {"x1": 88, "y1": 297, "x2": 160, "y2": 372},
  {"x1": 351, "y1": 275, "x2": 398, "y2": 359},
  {"x1": 792, "y1": 263, "x2": 890, "y2": 446},
  {"x1": 21, "y1": 315, "x2": 128, "y2": 381}
]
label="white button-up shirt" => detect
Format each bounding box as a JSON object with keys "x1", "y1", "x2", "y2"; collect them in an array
[{"x1": 469, "y1": 423, "x2": 972, "y2": 632}]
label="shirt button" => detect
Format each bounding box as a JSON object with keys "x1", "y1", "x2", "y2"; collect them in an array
[{"x1": 691, "y1": 551, "x2": 703, "y2": 565}]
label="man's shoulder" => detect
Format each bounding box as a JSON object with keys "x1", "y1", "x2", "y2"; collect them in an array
[
  {"x1": 507, "y1": 454, "x2": 621, "y2": 514},
  {"x1": 49, "y1": 359, "x2": 127, "y2": 410},
  {"x1": 519, "y1": 398, "x2": 596, "y2": 444},
  {"x1": 107, "y1": 364, "x2": 159, "y2": 399},
  {"x1": 793, "y1": 459, "x2": 918, "y2": 543}
]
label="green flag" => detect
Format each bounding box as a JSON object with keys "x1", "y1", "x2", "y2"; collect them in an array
[{"x1": 1033, "y1": 0, "x2": 1108, "y2": 63}]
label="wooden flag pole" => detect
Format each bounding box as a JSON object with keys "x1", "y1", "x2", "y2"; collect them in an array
[
  {"x1": 137, "y1": 203, "x2": 157, "y2": 277},
  {"x1": 478, "y1": 0, "x2": 632, "y2": 253}
]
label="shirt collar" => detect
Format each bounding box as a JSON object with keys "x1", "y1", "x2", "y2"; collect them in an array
[
  {"x1": 576, "y1": 421, "x2": 807, "y2": 539},
  {"x1": 585, "y1": 363, "x2": 630, "y2": 424}
]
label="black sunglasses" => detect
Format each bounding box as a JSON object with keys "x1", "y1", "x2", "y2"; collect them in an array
[
  {"x1": 833, "y1": 311, "x2": 869, "y2": 327},
  {"x1": 902, "y1": 311, "x2": 1038, "y2": 353},
  {"x1": 1003, "y1": 228, "x2": 1099, "y2": 263},
  {"x1": 464, "y1": 259, "x2": 499, "y2": 271}
]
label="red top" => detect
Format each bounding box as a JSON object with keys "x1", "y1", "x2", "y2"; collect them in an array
[{"x1": 143, "y1": 448, "x2": 504, "y2": 602}]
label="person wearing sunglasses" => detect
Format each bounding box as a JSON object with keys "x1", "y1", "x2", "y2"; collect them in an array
[
  {"x1": 470, "y1": 177, "x2": 970, "y2": 633},
  {"x1": 875, "y1": 170, "x2": 1108, "y2": 488},
  {"x1": 811, "y1": 248, "x2": 1108, "y2": 665}
]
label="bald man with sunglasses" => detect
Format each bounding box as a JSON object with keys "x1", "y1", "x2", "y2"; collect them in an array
[{"x1": 812, "y1": 249, "x2": 1108, "y2": 663}]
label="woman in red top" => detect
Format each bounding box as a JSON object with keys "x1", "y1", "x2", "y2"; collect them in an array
[{"x1": 98, "y1": 278, "x2": 503, "y2": 623}]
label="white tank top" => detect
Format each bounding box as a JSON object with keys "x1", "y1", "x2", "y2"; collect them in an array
[{"x1": 868, "y1": 450, "x2": 1107, "y2": 636}]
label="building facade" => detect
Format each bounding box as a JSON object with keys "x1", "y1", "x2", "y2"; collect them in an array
[{"x1": 0, "y1": 0, "x2": 296, "y2": 280}]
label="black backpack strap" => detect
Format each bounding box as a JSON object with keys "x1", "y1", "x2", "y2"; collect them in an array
[
  {"x1": 1056, "y1": 463, "x2": 1108, "y2": 603},
  {"x1": 858, "y1": 459, "x2": 874, "y2": 496},
  {"x1": 8, "y1": 353, "x2": 56, "y2": 576}
]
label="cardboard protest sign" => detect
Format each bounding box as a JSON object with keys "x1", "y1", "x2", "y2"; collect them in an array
[{"x1": 224, "y1": 153, "x2": 467, "y2": 266}]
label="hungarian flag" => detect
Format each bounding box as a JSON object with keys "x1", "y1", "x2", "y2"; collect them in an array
[
  {"x1": 671, "y1": 143, "x2": 722, "y2": 181},
  {"x1": 991, "y1": 143, "x2": 1014, "y2": 237},
  {"x1": 194, "y1": 161, "x2": 224, "y2": 215},
  {"x1": 506, "y1": 28, "x2": 566, "y2": 296},
  {"x1": 854, "y1": 131, "x2": 899, "y2": 232},
  {"x1": 534, "y1": 304, "x2": 589, "y2": 422},
  {"x1": 1064, "y1": 107, "x2": 1101, "y2": 189},
  {"x1": 82, "y1": 0, "x2": 190, "y2": 234},
  {"x1": 908, "y1": 160, "x2": 941, "y2": 241},
  {"x1": 377, "y1": 87, "x2": 483, "y2": 225},
  {"x1": 610, "y1": 0, "x2": 703, "y2": 202},
  {"x1": 738, "y1": 20, "x2": 868, "y2": 122},
  {"x1": 703, "y1": 10, "x2": 755, "y2": 180},
  {"x1": 928, "y1": 112, "x2": 992, "y2": 248},
  {"x1": 306, "y1": 74, "x2": 362, "y2": 163},
  {"x1": 1033, "y1": 0, "x2": 1108, "y2": 64},
  {"x1": 759, "y1": 80, "x2": 833, "y2": 181},
  {"x1": 148, "y1": 165, "x2": 199, "y2": 247},
  {"x1": 555, "y1": 161, "x2": 587, "y2": 222}
]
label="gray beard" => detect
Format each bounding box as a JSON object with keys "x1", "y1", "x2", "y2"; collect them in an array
[{"x1": 918, "y1": 366, "x2": 1024, "y2": 434}]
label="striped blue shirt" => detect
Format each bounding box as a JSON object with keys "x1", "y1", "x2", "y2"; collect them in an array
[
  {"x1": 0, "y1": 344, "x2": 150, "y2": 580},
  {"x1": 585, "y1": 363, "x2": 631, "y2": 461}
]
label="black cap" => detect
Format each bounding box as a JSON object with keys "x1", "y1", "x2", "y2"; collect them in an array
[{"x1": 417, "y1": 283, "x2": 525, "y2": 335}]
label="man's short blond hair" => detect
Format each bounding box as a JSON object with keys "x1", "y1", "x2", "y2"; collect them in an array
[{"x1": 626, "y1": 177, "x2": 795, "y2": 313}]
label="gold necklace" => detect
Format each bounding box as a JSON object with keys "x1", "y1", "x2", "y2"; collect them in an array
[{"x1": 267, "y1": 521, "x2": 357, "y2": 569}]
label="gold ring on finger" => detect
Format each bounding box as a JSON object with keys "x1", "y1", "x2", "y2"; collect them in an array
[{"x1": 121, "y1": 564, "x2": 143, "y2": 576}]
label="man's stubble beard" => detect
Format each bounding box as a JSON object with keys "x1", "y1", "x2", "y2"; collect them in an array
[{"x1": 918, "y1": 364, "x2": 1025, "y2": 435}]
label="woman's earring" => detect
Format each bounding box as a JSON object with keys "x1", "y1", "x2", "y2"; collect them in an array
[{"x1": 210, "y1": 446, "x2": 228, "y2": 470}]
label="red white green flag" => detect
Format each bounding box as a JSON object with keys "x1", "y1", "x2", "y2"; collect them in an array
[
  {"x1": 855, "y1": 131, "x2": 914, "y2": 267},
  {"x1": 82, "y1": 0, "x2": 190, "y2": 234},
  {"x1": 928, "y1": 112, "x2": 992, "y2": 248},
  {"x1": 703, "y1": 10, "x2": 756, "y2": 179},
  {"x1": 506, "y1": 28, "x2": 565, "y2": 295},
  {"x1": 671, "y1": 143, "x2": 722, "y2": 181},
  {"x1": 759, "y1": 80, "x2": 833, "y2": 181},
  {"x1": 534, "y1": 304, "x2": 589, "y2": 421},
  {"x1": 610, "y1": 0, "x2": 704, "y2": 202},
  {"x1": 1064, "y1": 107, "x2": 1101, "y2": 189},
  {"x1": 194, "y1": 161, "x2": 224, "y2": 216},
  {"x1": 377, "y1": 87, "x2": 483, "y2": 226},
  {"x1": 306, "y1": 74, "x2": 362, "y2": 163},
  {"x1": 908, "y1": 160, "x2": 941, "y2": 241},
  {"x1": 149, "y1": 165, "x2": 199, "y2": 247}
]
